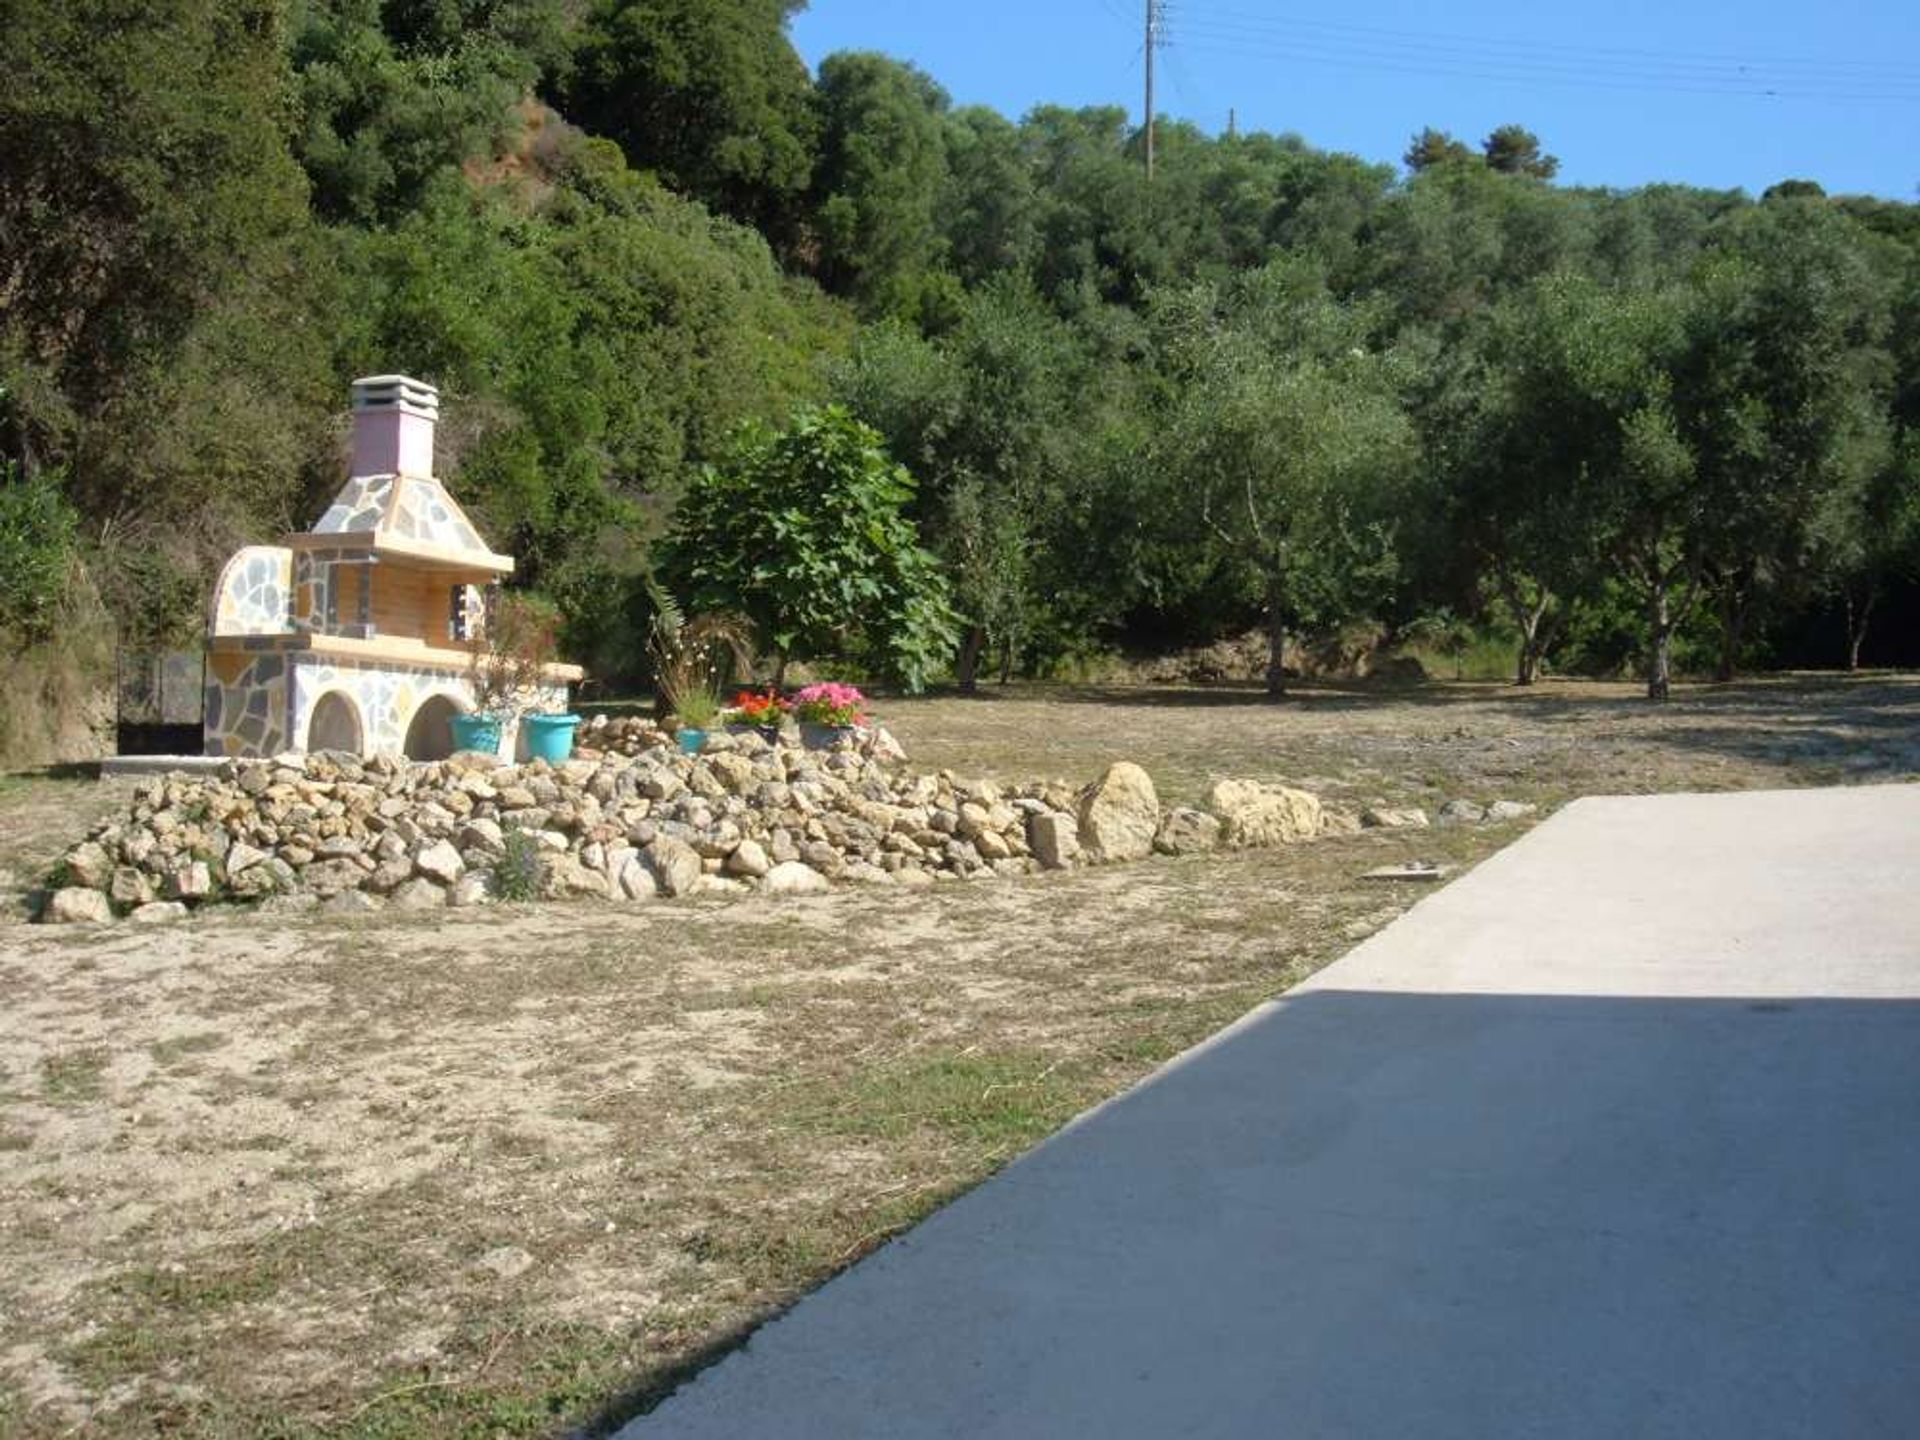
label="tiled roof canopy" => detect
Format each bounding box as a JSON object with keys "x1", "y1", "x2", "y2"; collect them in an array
[{"x1": 293, "y1": 376, "x2": 512, "y2": 575}]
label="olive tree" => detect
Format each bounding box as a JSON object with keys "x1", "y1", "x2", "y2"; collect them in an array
[{"x1": 1155, "y1": 264, "x2": 1416, "y2": 696}]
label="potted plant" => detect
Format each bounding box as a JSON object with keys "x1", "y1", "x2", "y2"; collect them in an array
[
  {"x1": 729, "y1": 687, "x2": 790, "y2": 737},
  {"x1": 461, "y1": 592, "x2": 577, "y2": 759},
  {"x1": 791, "y1": 681, "x2": 867, "y2": 749},
  {"x1": 646, "y1": 580, "x2": 752, "y2": 756}
]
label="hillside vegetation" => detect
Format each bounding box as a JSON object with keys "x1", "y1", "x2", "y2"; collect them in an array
[{"x1": 2, "y1": 0, "x2": 1916, "y2": 759}]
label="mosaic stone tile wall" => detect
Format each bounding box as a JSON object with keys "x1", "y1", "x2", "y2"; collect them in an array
[
  {"x1": 310, "y1": 472, "x2": 489, "y2": 555},
  {"x1": 313, "y1": 475, "x2": 396, "y2": 534},
  {"x1": 209, "y1": 547, "x2": 293, "y2": 636},
  {"x1": 388, "y1": 477, "x2": 487, "y2": 552},
  {"x1": 203, "y1": 649, "x2": 292, "y2": 756},
  {"x1": 205, "y1": 646, "x2": 568, "y2": 760}
]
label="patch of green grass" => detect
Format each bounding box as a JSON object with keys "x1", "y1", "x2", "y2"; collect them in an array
[
  {"x1": 783, "y1": 1049, "x2": 1087, "y2": 1150},
  {"x1": 110, "y1": 1259, "x2": 286, "y2": 1314},
  {"x1": 40, "y1": 1047, "x2": 109, "y2": 1102},
  {"x1": 0, "y1": 1129, "x2": 31, "y2": 1151}
]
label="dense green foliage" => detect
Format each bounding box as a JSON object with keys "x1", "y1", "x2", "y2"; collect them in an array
[
  {"x1": 662, "y1": 407, "x2": 959, "y2": 691},
  {"x1": 2, "y1": 0, "x2": 1916, "y2": 705}
]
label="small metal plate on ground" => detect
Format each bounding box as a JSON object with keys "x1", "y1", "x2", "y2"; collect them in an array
[{"x1": 1362, "y1": 862, "x2": 1448, "y2": 882}]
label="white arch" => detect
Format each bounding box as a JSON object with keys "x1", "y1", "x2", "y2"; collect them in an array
[{"x1": 306, "y1": 690, "x2": 365, "y2": 755}]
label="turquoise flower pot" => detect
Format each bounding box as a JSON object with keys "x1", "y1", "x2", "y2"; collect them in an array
[
  {"x1": 449, "y1": 713, "x2": 502, "y2": 755},
  {"x1": 676, "y1": 727, "x2": 707, "y2": 755},
  {"x1": 523, "y1": 712, "x2": 581, "y2": 763}
]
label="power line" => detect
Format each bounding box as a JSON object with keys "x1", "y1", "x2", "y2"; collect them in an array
[
  {"x1": 1168, "y1": 2, "x2": 1920, "y2": 81},
  {"x1": 1158, "y1": 22, "x2": 1920, "y2": 102}
]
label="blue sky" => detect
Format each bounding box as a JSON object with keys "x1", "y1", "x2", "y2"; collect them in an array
[{"x1": 789, "y1": 0, "x2": 1920, "y2": 200}]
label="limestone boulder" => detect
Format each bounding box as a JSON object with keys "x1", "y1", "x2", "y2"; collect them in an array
[
  {"x1": 390, "y1": 878, "x2": 447, "y2": 911},
  {"x1": 1207, "y1": 780, "x2": 1322, "y2": 849},
  {"x1": 1154, "y1": 807, "x2": 1223, "y2": 856},
  {"x1": 1075, "y1": 763, "x2": 1159, "y2": 863},
  {"x1": 128, "y1": 900, "x2": 189, "y2": 924},
  {"x1": 63, "y1": 841, "x2": 115, "y2": 890},
  {"x1": 46, "y1": 887, "x2": 112, "y2": 924},
  {"x1": 725, "y1": 839, "x2": 772, "y2": 878},
  {"x1": 542, "y1": 855, "x2": 609, "y2": 900},
  {"x1": 1028, "y1": 811, "x2": 1081, "y2": 870},
  {"x1": 642, "y1": 837, "x2": 703, "y2": 898},
  {"x1": 414, "y1": 839, "x2": 465, "y2": 887},
  {"x1": 762, "y1": 861, "x2": 831, "y2": 897},
  {"x1": 1361, "y1": 805, "x2": 1429, "y2": 830}
]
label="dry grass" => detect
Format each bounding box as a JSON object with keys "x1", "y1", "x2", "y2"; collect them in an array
[{"x1": 0, "y1": 674, "x2": 1915, "y2": 1436}]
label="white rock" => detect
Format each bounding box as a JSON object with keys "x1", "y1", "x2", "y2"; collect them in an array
[
  {"x1": 643, "y1": 837, "x2": 703, "y2": 897},
  {"x1": 128, "y1": 901, "x2": 190, "y2": 925},
  {"x1": 1029, "y1": 812, "x2": 1081, "y2": 869},
  {"x1": 1076, "y1": 762, "x2": 1160, "y2": 862},
  {"x1": 449, "y1": 873, "x2": 494, "y2": 908},
  {"x1": 1361, "y1": 806, "x2": 1429, "y2": 830},
  {"x1": 762, "y1": 861, "x2": 830, "y2": 896},
  {"x1": 225, "y1": 841, "x2": 271, "y2": 875},
  {"x1": 726, "y1": 838, "x2": 772, "y2": 878},
  {"x1": 46, "y1": 887, "x2": 112, "y2": 924},
  {"x1": 63, "y1": 841, "x2": 114, "y2": 890},
  {"x1": 390, "y1": 877, "x2": 447, "y2": 910},
  {"x1": 1207, "y1": 780, "x2": 1322, "y2": 848},
  {"x1": 1487, "y1": 800, "x2": 1539, "y2": 822},
  {"x1": 615, "y1": 855, "x2": 660, "y2": 901},
  {"x1": 167, "y1": 861, "x2": 213, "y2": 901}
]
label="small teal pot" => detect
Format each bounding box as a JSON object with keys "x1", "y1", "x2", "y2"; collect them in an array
[
  {"x1": 676, "y1": 727, "x2": 707, "y2": 755},
  {"x1": 449, "y1": 713, "x2": 503, "y2": 755},
  {"x1": 522, "y1": 712, "x2": 581, "y2": 763}
]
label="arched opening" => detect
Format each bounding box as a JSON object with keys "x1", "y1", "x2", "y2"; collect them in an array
[
  {"x1": 402, "y1": 692, "x2": 463, "y2": 762},
  {"x1": 307, "y1": 691, "x2": 364, "y2": 756}
]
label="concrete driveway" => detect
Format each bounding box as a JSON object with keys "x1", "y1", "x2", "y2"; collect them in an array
[{"x1": 623, "y1": 785, "x2": 1920, "y2": 1439}]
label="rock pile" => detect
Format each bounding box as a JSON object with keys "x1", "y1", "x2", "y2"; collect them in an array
[{"x1": 36, "y1": 732, "x2": 1434, "y2": 925}]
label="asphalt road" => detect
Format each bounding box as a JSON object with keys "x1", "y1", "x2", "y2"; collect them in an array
[{"x1": 624, "y1": 784, "x2": 1920, "y2": 1439}]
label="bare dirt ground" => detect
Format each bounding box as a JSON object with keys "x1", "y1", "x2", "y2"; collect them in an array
[{"x1": 1, "y1": 675, "x2": 1915, "y2": 1438}]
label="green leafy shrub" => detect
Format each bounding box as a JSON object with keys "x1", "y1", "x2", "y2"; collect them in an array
[
  {"x1": 0, "y1": 463, "x2": 78, "y2": 643},
  {"x1": 661, "y1": 407, "x2": 960, "y2": 690},
  {"x1": 493, "y1": 826, "x2": 547, "y2": 903}
]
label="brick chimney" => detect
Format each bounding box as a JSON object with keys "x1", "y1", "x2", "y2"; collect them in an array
[{"x1": 349, "y1": 375, "x2": 439, "y2": 479}]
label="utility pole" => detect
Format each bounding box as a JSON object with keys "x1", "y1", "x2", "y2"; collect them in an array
[
  {"x1": 1144, "y1": 0, "x2": 1160, "y2": 182},
  {"x1": 1228, "y1": 107, "x2": 1237, "y2": 140}
]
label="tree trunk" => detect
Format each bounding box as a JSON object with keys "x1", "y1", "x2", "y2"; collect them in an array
[
  {"x1": 997, "y1": 637, "x2": 1014, "y2": 685},
  {"x1": 955, "y1": 626, "x2": 985, "y2": 694},
  {"x1": 1498, "y1": 572, "x2": 1553, "y2": 687},
  {"x1": 1845, "y1": 591, "x2": 1876, "y2": 672},
  {"x1": 1514, "y1": 596, "x2": 1551, "y2": 687},
  {"x1": 773, "y1": 652, "x2": 790, "y2": 690},
  {"x1": 1264, "y1": 572, "x2": 1288, "y2": 699},
  {"x1": 1647, "y1": 580, "x2": 1672, "y2": 702},
  {"x1": 1714, "y1": 576, "x2": 1747, "y2": 684}
]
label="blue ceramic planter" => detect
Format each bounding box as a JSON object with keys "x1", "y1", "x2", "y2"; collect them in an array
[
  {"x1": 523, "y1": 712, "x2": 581, "y2": 763},
  {"x1": 449, "y1": 713, "x2": 503, "y2": 755}
]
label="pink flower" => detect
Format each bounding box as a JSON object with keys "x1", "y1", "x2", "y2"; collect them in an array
[{"x1": 792, "y1": 682, "x2": 867, "y2": 727}]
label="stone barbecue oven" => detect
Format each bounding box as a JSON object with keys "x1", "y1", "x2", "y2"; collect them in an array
[{"x1": 204, "y1": 376, "x2": 581, "y2": 760}]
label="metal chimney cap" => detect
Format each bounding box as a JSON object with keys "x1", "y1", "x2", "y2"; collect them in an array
[{"x1": 350, "y1": 374, "x2": 439, "y2": 420}]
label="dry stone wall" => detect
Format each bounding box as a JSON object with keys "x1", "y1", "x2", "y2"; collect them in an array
[{"x1": 41, "y1": 718, "x2": 1527, "y2": 925}]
